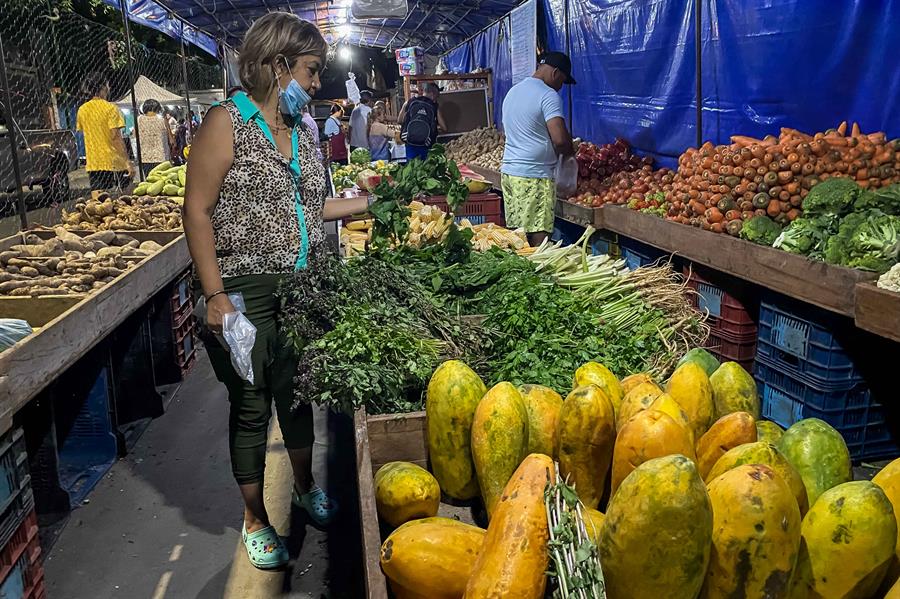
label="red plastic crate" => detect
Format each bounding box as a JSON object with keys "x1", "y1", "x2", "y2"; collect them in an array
[
  {"x1": 0, "y1": 509, "x2": 44, "y2": 599},
  {"x1": 423, "y1": 193, "x2": 504, "y2": 226},
  {"x1": 170, "y1": 269, "x2": 192, "y2": 313},
  {"x1": 705, "y1": 329, "x2": 757, "y2": 368},
  {"x1": 179, "y1": 349, "x2": 197, "y2": 377},
  {"x1": 684, "y1": 265, "x2": 758, "y2": 337}
]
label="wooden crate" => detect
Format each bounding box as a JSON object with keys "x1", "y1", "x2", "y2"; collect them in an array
[{"x1": 555, "y1": 198, "x2": 602, "y2": 228}]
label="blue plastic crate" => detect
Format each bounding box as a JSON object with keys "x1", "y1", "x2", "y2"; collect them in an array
[
  {"x1": 0, "y1": 489, "x2": 32, "y2": 556},
  {"x1": 56, "y1": 368, "x2": 117, "y2": 508},
  {"x1": 0, "y1": 431, "x2": 28, "y2": 517},
  {"x1": 619, "y1": 237, "x2": 669, "y2": 270},
  {"x1": 757, "y1": 296, "x2": 862, "y2": 386},
  {"x1": 0, "y1": 556, "x2": 24, "y2": 599},
  {"x1": 755, "y1": 357, "x2": 899, "y2": 461}
]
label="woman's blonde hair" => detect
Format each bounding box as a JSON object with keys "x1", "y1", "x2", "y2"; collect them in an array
[
  {"x1": 367, "y1": 101, "x2": 386, "y2": 137},
  {"x1": 238, "y1": 12, "x2": 328, "y2": 98}
]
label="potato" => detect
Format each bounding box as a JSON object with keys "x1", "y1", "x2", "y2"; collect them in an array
[
  {"x1": 83, "y1": 231, "x2": 116, "y2": 245},
  {"x1": 97, "y1": 246, "x2": 128, "y2": 258},
  {"x1": 139, "y1": 241, "x2": 162, "y2": 252},
  {"x1": 0, "y1": 251, "x2": 20, "y2": 265}
]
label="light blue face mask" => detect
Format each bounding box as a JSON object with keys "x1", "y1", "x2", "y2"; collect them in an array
[{"x1": 277, "y1": 57, "x2": 312, "y2": 118}]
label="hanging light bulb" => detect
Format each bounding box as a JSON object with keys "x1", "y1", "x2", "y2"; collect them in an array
[{"x1": 338, "y1": 46, "x2": 352, "y2": 61}]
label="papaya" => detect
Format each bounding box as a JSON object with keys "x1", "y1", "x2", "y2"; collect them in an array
[
  {"x1": 471, "y1": 382, "x2": 529, "y2": 518},
  {"x1": 380, "y1": 516, "x2": 485, "y2": 599},
  {"x1": 696, "y1": 412, "x2": 757, "y2": 479},
  {"x1": 667, "y1": 361, "x2": 715, "y2": 440},
  {"x1": 465, "y1": 454, "x2": 553, "y2": 599},
  {"x1": 709, "y1": 361, "x2": 760, "y2": 419},
  {"x1": 701, "y1": 464, "x2": 801, "y2": 599},
  {"x1": 777, "y1": 418, "x2": 851, "y2": 507},
  {"x1": 582, "y1": 507, "x2": 605, "y2": 546},
  {"x1": 518, "y1": 384, "x2": 563, "y2": 457},
  {"x1": 425, "y1": 360, "x2": 487, "y2": 500},
  {"x1": 676, "y1": 347, "x2": 720, "y2": 377},
  {"x1": 872, "y1": 457, "x2": 900, "y2": 590},
  {"x1": 573, "y1": 361, "x2": 623, "y2": 418},
  {"x1": 621, "y1": 372, "x2": 655, "y2": 395},
  {"x1": 757, "y1": 419, "x2": 785, "y2": 445},
  {"x1": 887, "y1": 577, "x2": 900, "y2": 599},
  {"x1": 649, "y1": 393, "x2": 694, "y2": 441},
  {"x1": 611, "y1": 409, "x2": 696, "y2": 495},
  {"x1": 705, "y1": 441, "x2": 809, "y2": 515},
  {"x1": 600, "y1": 455, "x2": 712, "y2": 599},
  {"x1": 790, "y1": 481, "x2": 896, "y2": 599},
  {"x1": 556, "y1": 385, "x2": 616, "y2": 508},
  {"x1": 616, "y1": 381, "x2": 663, "y2": 430},
  {"x1": 374, "y1": 461, "x2": 440, "y2": 528}
]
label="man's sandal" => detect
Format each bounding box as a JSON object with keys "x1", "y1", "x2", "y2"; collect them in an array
[
  {"x1": 292, "y1": 485, "x2": 338, "y2": 527},
  {"x1": 241, "y1": 524, "x2": 289, "y2": 570}
]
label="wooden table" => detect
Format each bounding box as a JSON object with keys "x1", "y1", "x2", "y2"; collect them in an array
[
  {"x1": 854, "y1": 283, "x2": 900, "y2": 343},
  {"x1": 0, "y1": 232, "x2": 190, "y2": 433},
  {"x1": 465, "y1": 164, "x2": 502, "y2": 189}
]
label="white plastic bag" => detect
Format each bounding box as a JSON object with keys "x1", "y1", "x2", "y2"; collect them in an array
[
  {"x1": 345, "y1": 73, "x2": 361, "y2": 105},
  {"x1": 556, "y1": 155, "x2": 578, "y2": 198},
  {"x1": 0, "y1": 319, "x2": 32, "y2": 352},
  {"x1": 351, "y1": 0, "x2": 408, "y2": 20},
  {"x1": 222, "y1": 311, "x2": 256, "y2": 384}
]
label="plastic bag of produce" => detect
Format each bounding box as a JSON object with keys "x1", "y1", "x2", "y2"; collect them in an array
[
  {"x1": 0, "y1": 319, "x2": 32, "y2": 352},
  {"x1": 345, "y1": 72, "x2": 361, "y2": 105},
  {"x1": 222, "y1": 311, "x2": 256, "y2": 384},
  {"x1": 556, "y1": 155, "x2": 578, "y2": 197}
]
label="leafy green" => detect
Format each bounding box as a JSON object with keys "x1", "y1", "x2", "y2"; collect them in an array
[
  {"x1": 740, "y1": 215, "x2": 782, "y2": 246},
  {"x1": 822, "y1": 210, "x2": 900, "y2": 272},
  {"x1": 854, "y1": 184, "x2": 900, "y2": 216},
  {"x1": 773, "y1": 215, "x2": 838, "y2": 256},
  {"x1": 802, "y1": 177, "x2": 860, "y2": 217}
]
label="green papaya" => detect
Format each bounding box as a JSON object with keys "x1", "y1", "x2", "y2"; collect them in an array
[
  {"x1": 676, "y1": 348, "x2": 720, "y2": 377},
  {"x1": 709, "y1": 362, "x2": 759, "y2": 419},
  {"x1": 777, "y1": 418, "x2": 851, "y2": 507}
]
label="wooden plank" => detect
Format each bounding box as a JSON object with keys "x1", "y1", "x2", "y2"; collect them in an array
[
  {"x1": 0, "y1": 229, "x2": 182, "y2": 252},
  {"x1": 0, "y1": 235, "x2": 191, "y2": 431},
  {"x1": 366, "y1": 411, "x2": 427, "y2": 473},
  {"x1": 555, "y1": 198, "x2": 603, "y2": 229},
  {"x1": 855, "y1": 283, "x2": 900, "y2": 343},
  {"x1": 600, "y1": 206, "x2": 875, "y2": 317},
  {"x1": 0, "y1": 296, "x2": 85, "y2": 327},
  {"x1": 466, "y1": 164, "x2": 502, "y2": 189},
  {"x1": 354, "y1": 408, "x2": 390, "y2": 599}
]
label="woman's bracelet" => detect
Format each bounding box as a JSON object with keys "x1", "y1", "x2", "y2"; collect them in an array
[{"x1": 206, "y1": 289, "x2": 227, "y2": 302}]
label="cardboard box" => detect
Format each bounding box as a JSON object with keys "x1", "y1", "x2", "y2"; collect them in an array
[{"x1": 395, "y1": 46, "x2": 424, "y2": 60}]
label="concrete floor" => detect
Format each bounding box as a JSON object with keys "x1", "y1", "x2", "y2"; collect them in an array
[{"x1": 43, "y1": 348, "x2": 364, "y2": 598}]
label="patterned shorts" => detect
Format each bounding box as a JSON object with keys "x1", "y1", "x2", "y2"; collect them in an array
[{"x1": 501, "y1": 174, "x2": 556, "y2": 233}]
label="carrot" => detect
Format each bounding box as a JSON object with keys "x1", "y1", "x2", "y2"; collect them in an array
[
  {"x1": 731, "y1": 135, "x2": 762, "y2": 147},
  {"x1": 766, "y1": 200, "x2": 781, "y2": 218},
  {"x1": 761, "y1": 135, "x2": 778, "y2": 147},
  {"x1": 837, "y1": 121, "x2": 848, "y2": 135},
  {"x1": 851, "y1": 122, "x2": 862, "y2": 138},
  {"x1": 824, "y1": 137, "x2": 849, "y2": 147},
  {"x1": 789, "y1": 195, "x2": 802, "y2": 207},
  {"x1": 786, "y1": 208, "x2": 801, "y2": 221},
  {"x1": 867, "y1": 132, "x2": 886, "y2": 144},
  {"x1": 781, "y1": 127, "x2": 812, "y2": 141}
]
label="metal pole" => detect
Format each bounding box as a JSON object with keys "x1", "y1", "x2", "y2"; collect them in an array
[
  {"x1": 181, "y1": 38, "x2": 193, "y2": 138},
  {"x1": 0, "y1": 34, "x2": 29, "y2": 230},
  {"x1": 695, "y1": 0, "x2": 703, "y2": 147},
  {"x1": 118, "y1": 0, "x2": 144, "y2": 180},
  {"x1": 564, "y1": 0, "x2": 572, "y2": 132}
]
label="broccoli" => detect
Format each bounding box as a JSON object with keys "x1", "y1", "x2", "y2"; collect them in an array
[
  {"x1": 739, "y1": 215, "x2": 782, "y2": 246},
  {"x1": 802, "y1": 177, "x2": 860, "y2": 217},
  {"x1": 854, "y1": 183, "x2": 900, "y2": 216},
  {"x1": 824, "y1": 212, "x2": 869, "y2": 265},
  {"x1": 823, "y1": 209, "x2": 900, "y2": 272},
  {"x1": 773, "y1": 215, "x2": 839, "y2": 257}
]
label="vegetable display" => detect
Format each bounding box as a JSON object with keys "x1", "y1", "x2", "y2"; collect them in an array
[
  {"x1": 569, "y1": 165, "x2": 675, "y2": 209},
  {"x1": 62, "y1": 193, "x2": 182, "y2": 231},
  {"x1": 575, "y1": 139, "x2": 652, "y2": 181},
  {"x1": 445, "y1": 127, "x2": 504, "y2": 171},
  {"x1": 331, "y1": 160, "x2": 396, "y2": 193},
  {"x1": 350, "y1": 147, "x2": 371, "y2": 165},
  {"x1": 132, "y1": 162, "x2": 186, "y2": 199},
  {"x1": 878, "y1": 263, "x2": 900, "y2": 292}
]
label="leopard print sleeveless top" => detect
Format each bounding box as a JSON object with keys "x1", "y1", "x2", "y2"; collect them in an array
[{"x1": 211, "y1": 95, "x2": 327, "y2": 278}]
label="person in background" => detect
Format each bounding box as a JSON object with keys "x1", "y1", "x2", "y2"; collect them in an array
[
  {"x1": 366, "y1": 101, "x2": 395, "y2": 162},
  {"x1": 76, "y1": 73, "x2": 133, "y2": 190},
  {"x1": 324, "y1": 104, "x2": 348, "y2": 165},
  {"x1": 399, "y1": 82, "x2": 446, "y2": 161},
  {"x1": 501, "y1": 51, "x2": 575, "y2": 246},
  {"x1": 165, "y1": 109, "x2": 178, "y2": 135},
  {"x1": 191, "y1": 110, "x2": 200, "y2": 129},
  {"x1": 137, "y1": 98, "x2": 176, "y2": 175},
  {"x1": 184, "y1": 11, "x2": 369, "y2": 571},
  {"x1": 300, "y1": 105, "x2": 322, "y2": 161},
  {"x1": 174, "y1": 118, "x2": 189, "y2": 164},
  {"x1": 348, "y1": 89, "x2": 372, "y2": 152}
]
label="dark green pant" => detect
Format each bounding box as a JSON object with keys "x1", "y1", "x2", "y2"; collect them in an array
[{"x1": 199, "y1": 274, "x2": 313, "y2": 485}]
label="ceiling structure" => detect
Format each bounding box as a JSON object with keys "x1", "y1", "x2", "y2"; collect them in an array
[{"x1": 153, "y1": 0, "x2": 519, "y2": 54}]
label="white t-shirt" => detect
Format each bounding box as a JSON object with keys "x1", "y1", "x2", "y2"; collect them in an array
[
  {"x1": 501, "y1": 77, "x2": 564, "y2": 179},
  {"x1": 349, "y1": 103, "x2": 372, "y2": 148}
]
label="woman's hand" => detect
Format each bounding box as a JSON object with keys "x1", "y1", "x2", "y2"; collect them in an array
[{"x1": 206, "y1": 293, "x2": 236, "y2": 333}]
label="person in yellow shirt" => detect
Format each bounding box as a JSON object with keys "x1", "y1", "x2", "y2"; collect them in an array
[{"x1": 76, "y1": 74, "x2": 133, "y2": 190}]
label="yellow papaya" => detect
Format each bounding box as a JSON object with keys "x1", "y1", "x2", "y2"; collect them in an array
[
  {"x1": 616, "y1": 381, "x2": 663, "y2": 430},
  {"x1": 518, "y1": 384, "x2": 563, "y2": 458},
  {"x1": 374, "y1": 461, "x2": 440, "y2": 528},
  {"x1": 600, "y1": 455, "x2": 712, "y2": 599},
  {"x1": 582, "y1": 507, "x2": 605, "y2": 546},
  {"x1": 471, "y1": 382, "x2": 529, "y2": 518},
  {"x1": 887, "y1": 577, "x2": 900, "y2": 599},
  {"x1": 425, "y1": 360, "x2": 487, "y2": 500},
  {"x1": 649, "y1": 393, "x2": 694, "y2": 441},
  {"x1": 757, "y1": 419, "x2": 785, "y2": 445},
  {"x1": 666, "y1": 362, "x2": 715, "y2": 440},
  {"x1": 556, "y1": 384, "x2": 616, "y2": 508},
  {"x1": 611, "y1": 409, "x2": 696, "y2": 495},
  {"x1": 701, "y1": 464, "x2": 801, "y2": 599},
  {"x1": 873, "y1": 457, "x2": 900, "y2": 590},
  {"x1": 778, "y1": 418, "x2": 852, "y2": 508},
  {"x1": 696, "y1": 412, "x2": 757, "y2": 479},
  {"x1": 790, "y1": 481, "x2": 896, "y2": 599},
  {"x1": 709, "y1": 361, "x2": 760, "y2": 419},
  {"x1": 465, "y1": 454, "x2": 553, "y2": 599},
  {"x1": 705, "y1": 441, "x2": 809, "y2": 515},
  {"x1": 621, "y1": 372, "x2": 655, "y2": 396},
  {"x1": 381, "y1": 516, "x2": 485, "y2": 599},
  {"x1": 573, "y1": 361, "x2": 623, "y2": 418}
]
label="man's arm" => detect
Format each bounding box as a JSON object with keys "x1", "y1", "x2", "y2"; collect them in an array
[
  {"x1": 547, "y1": 117, "x2": 573, "y2": 157},
  {"x1": 398, "y1": 100, "x2": 409, "y2": 123},
  {"x1": 436, "y1": 108, "x2": 447, "y2": 134}
]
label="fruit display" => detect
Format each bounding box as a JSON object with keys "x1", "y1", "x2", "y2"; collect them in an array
[
  {"x1": 576, "y1": 138, "x2": 653, "y2": 180},
  {"x1": 445, "y1": 127, "x2": 505, "y2": 171},
  {"x1": 133, "y1": 161, "x2": 186, "y2": 198},
  {"x1": 332, "y1": 160, "x2": 396, "y2": 193},
  {"x1": 569, "y1": 165, "x2": 676, "y2": 209},
  {"x1": 61, "y1": 193, "x2": 182, "y2": 231}
]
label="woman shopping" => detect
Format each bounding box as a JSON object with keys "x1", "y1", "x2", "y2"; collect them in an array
[
  {"x1": 324, "y1": 104, "x2": 348, "y2": 165},
  {"x1": 136, "y1": 98, "x2": 175, "y2": 174},
  {"x1": 183, "y1": 12, "x2": 371, "y2": 570},
  {"x1": 366, "y1": 101, "x2": 396, "y2": 162}
]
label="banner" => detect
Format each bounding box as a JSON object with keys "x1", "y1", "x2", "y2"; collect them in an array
[{"x1": 509, "y1": 0, "x2": 537, "y2": 86}]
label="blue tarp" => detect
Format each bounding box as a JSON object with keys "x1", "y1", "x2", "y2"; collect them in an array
[{"x1": 102, "y1": 0, "x2": 219, "y2": 56}]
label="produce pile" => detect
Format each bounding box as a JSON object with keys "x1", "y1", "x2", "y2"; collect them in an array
[
  {"x1": 879, "y1": 264, "x2": 900, "y2": 292},
  {"x1": 132, "y1": 161, "x2": 186, "y2": 199},
  {"x1": 332, "y1": 160, "x2": 396, "y2": 193},
  {"x1": 666, "y1": 123, "x2": 899, "y2": 237},
  {"x1": 374, "y1": 352, "x2": 900, "y2": 599},
  {"x1": 0, "y1": 228, "x2": 161, "y2": 296},
  {"x1": 445, "y1": 127, "x2": 504, "y2": 171},
  {"x1": 340, "y1": 200, "x2": 529, "y2": 257},
  {"x1": 62, "y1": 193, "x2": 182, "y2": 231},
  {"x1": 569, "y1": 165, "x2": 675, "y2": 210},
  {"x1": 575, "y1": 138, "x2": 653, "y2": 181}
]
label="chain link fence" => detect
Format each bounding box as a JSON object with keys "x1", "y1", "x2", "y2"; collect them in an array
[{"x1": 0, "y1": 0, "x2": 222, "y2": 234}]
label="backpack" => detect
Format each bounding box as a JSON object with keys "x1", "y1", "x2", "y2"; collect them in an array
[{"x1": 402, "y1": 98, "x2": 437, "y2": 147}]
